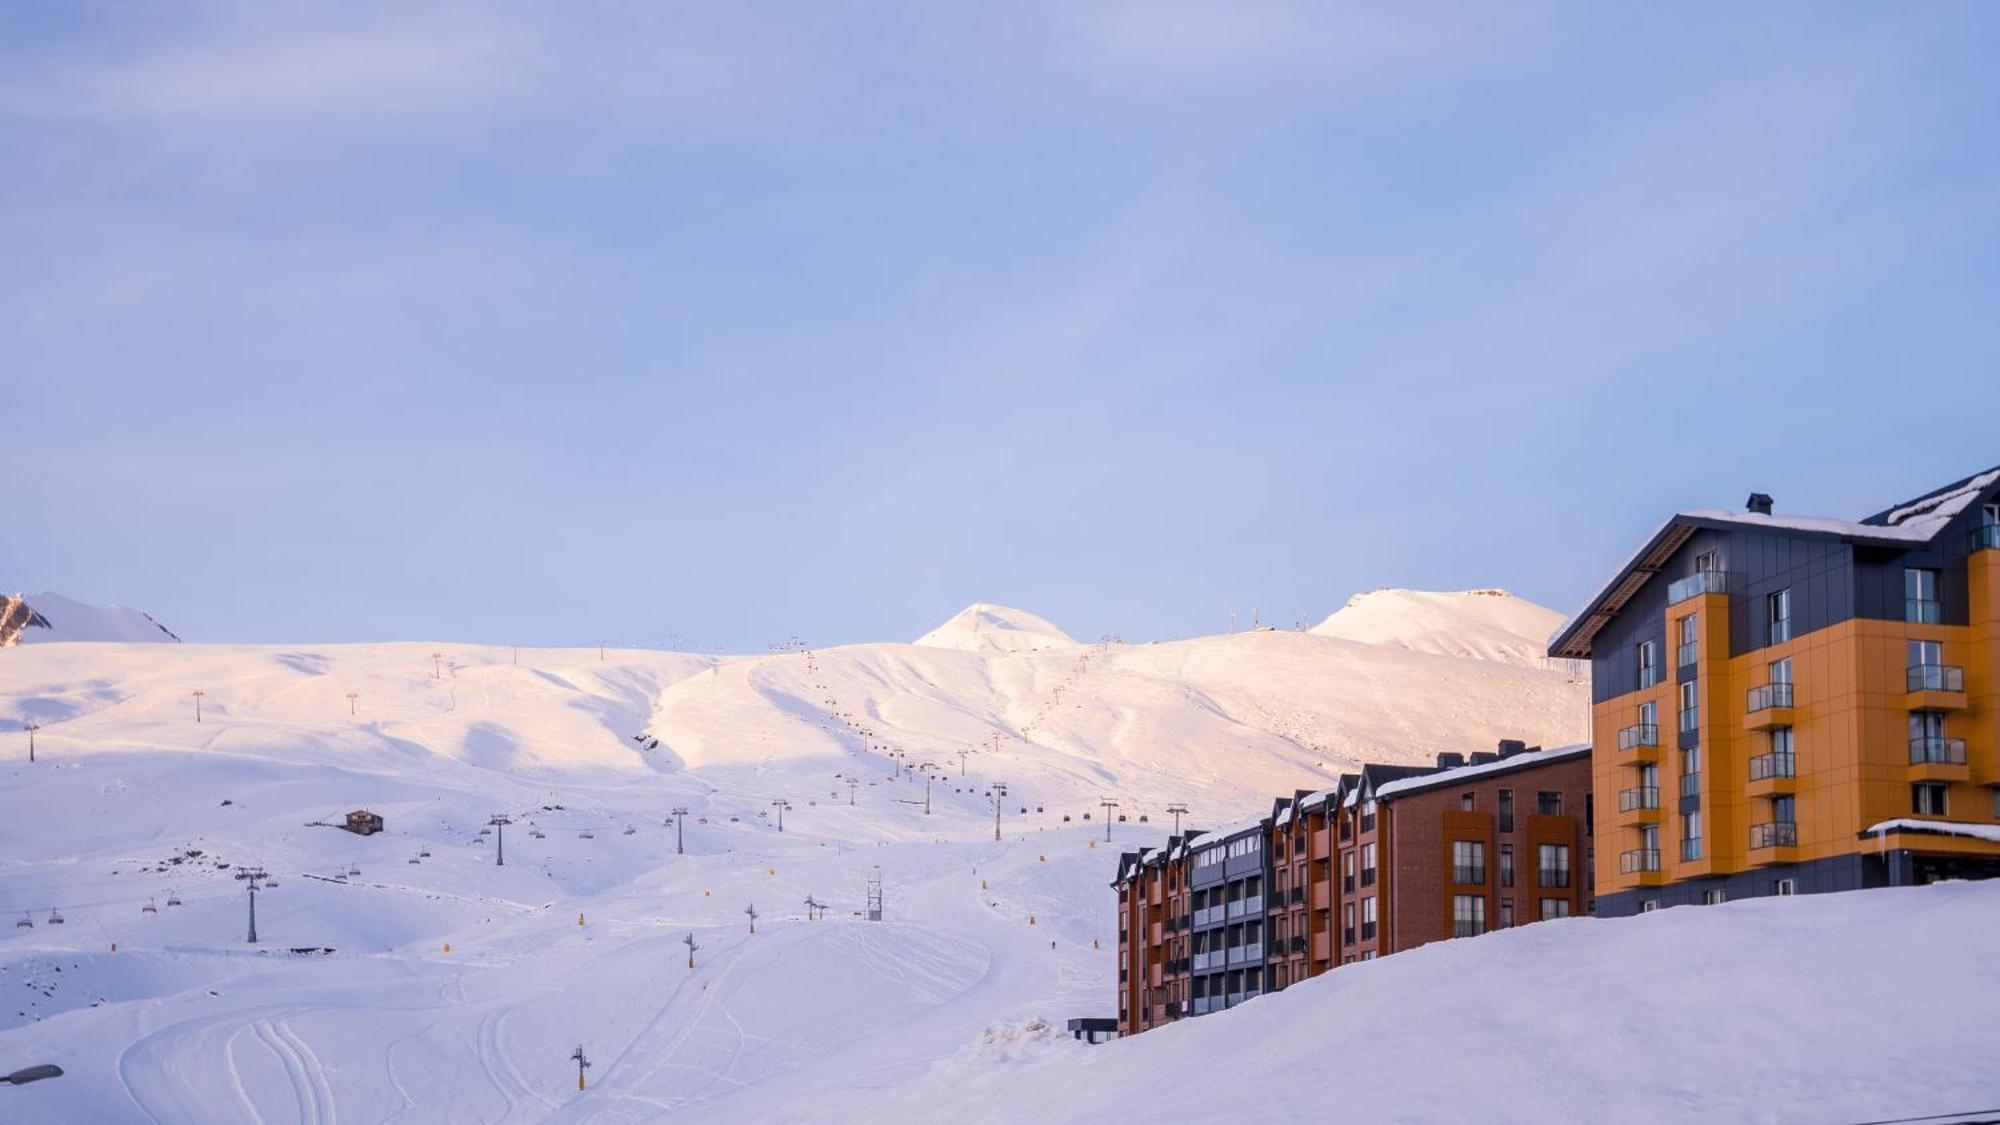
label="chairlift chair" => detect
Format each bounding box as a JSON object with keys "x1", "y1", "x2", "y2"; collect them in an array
[
  {"x1": 623, "y1": 826, "x2": 636, "y2": 836},
  {"x1": 166, "y1": 890, "x2": 182, "y2": 907},
  {"x1": 15, "y1": 912, "x2": 30, "y2": 930},
  {"x1": 142, "y1": 899, "x2": 158, "y2": 916},
  {"x1": 47, "y1": 908, "x2": 64, "y2": 925},
  {"x1": 419, "y1": 848, "x2": 431, "y2": 857},
  {"x1": 580, "y1": 831, "x2": 594, "y2": 839},
  {"x1": 348, "y1": 866, "x2": 361, "y2": 877}
]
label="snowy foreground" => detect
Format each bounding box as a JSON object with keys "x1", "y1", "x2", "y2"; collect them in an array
[
  {"x1": 841, "y1": 880, "x2": 2000, "y2": 1124},
  {"x1": 0, "y1": 594, "x2": 1734, "y2": 1123}
]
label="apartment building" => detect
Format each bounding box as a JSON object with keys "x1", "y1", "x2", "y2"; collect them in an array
[
  {"x1": 1110, "y1": 739, "x2": 1593, "y2": 1035},
  {"x1": 1549, "y1": 467, "x2": 2000, "y2": 915}
]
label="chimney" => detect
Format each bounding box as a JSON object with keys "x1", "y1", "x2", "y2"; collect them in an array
[
  {"x1": 1746, "y1": 492, "x2": 1774, "y2": 515},
  {"x1": 1436, "y1": 751, "x2": 1466, "y2": 770},
  {"x1": 1469, "y1": 751, "x2": 1499, "y2": 766},
  {"x1": 1496, "y1": 739, "x2": 1527, "y2": 758}
]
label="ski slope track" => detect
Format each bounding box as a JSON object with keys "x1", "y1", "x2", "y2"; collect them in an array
[{"x1": 0, "y1": 594, "x2": 1942, "y2": 1122}]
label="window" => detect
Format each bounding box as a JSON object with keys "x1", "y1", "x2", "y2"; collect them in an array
[
  {"x1": 1537, "y1": 791, "x2": 1562, "y2": 816},
  {"x1": 1678, "y1": 680, "x2": 1698, "y2": 733},
  {"x1": 1360, "y1": 843, "x2": 1377, "y2": 886},
  {"x1": 1765, "y1": 727, "x2": 1795, "y2": 779},
  {"x1": 1695, "y1": 549, "x2": 1722, "y2": 573},
  {"x1": 1360, "y1": 799, "x2": 1378, "y2": 833},
  {"x1": 1343, "y1": 851, "x2": 1356, "y2": 892},
  {"x1": 1774, "y1": 878, "x2": 1796, "y2": 896},
  {"x1": 1769, "y1": 656, "x2": 1791, "y2": 686},
  {"x1": 1538, "y1": 844, "x2": 1571, "y2": 887},
  {"x1": 1701, "y1": 889, "x2": 1726, "y2": 906},
  {"x1": 1772, "y1": 794, "x2": 1795, "y2": 827},
  {"x1": 1499, "y1": 843, "x2": 1515, "y2": 888},
  {"x1": 1452, "y1": 894, "x2": 1485, "y2": 938},
  {"x1": 1913, "y1": 782, "x2": 1948, "y2": 817},
  {"x1": 1539, "y1": 897, "x2": 1571, "y2": 920},
  {"x1": 1498, "y1": 788, "x2": 1514, "y2": 833},
  {"x1": 1681, "y1": 744, "x2": 1700, "y2": 783},
  {"x1": 1637, "y1": 640, "x2": 1660, "y2": 689},
  {"x1": 1499, "y1": 897, "x2": 1514, "y2": 928},
  {"x1": 1343, "y1": 902, "x2": 1355, "y2": 944},
  {"x1": 1460, "y1": 792, "x2": 1475, "y2": 812},
  {"x1": 1640, "y1": 899, "x2": 1659, "y2": 913},
  {"x1": 1452, "y1": 841, "x2": 1486, "y2": 884},
  {"x1": 1677, "y1": 614, "x2": 1698, "y2": 667},
  {"x1": 1681, "y1": 810, "x2": 1702, "y2": 860},
  {"x1": 1640, "y1": 824, "x2": 1660, "y2": 853},
  {"x1": 1361, "y1": 896, "x2": 1377, "y2": 941},
  {"x1": 1905, "y1": 568, "x2": 1941, "y2": 624},
  {"x1": 1766, "y1": 589, "x2": 1792, "y2": 645}
]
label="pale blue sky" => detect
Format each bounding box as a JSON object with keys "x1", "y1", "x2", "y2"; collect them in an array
[{"x1": 4, "y1": 3, "x2": 1998, "y2": 650}]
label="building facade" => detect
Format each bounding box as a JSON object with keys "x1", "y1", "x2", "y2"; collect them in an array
[
  {"x1": 1111, "y1": 740, "x2": 1594, "y2": 1036},
  {"x1": 1549, "y1": 468, "x2": 2000, "y2": 915}
]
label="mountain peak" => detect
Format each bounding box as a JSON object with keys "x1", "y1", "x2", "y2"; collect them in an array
[
  {"x1": 913, "y1": 603, "x2": 1077, "y2": 654},
  {"x1": 2, "y1": 591, "x2": 181, "y2": 646},
  {"x1": 1311, "y1": 588, "x2": 1560, "y2": 667}
]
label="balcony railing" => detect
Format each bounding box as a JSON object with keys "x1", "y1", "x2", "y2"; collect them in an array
[
  {"x1": 1749, "y1": 822, "x2": 1797, "y2": 849},
  {"x1": 1638, "y1": 665, "x2": 1662, "y2": 689},
  {"x1": 1343, "y1": 926, "x2": 1355, "y2": 945},
  {"x1": 1678, "y1": 707, "x2": 1699, "y2": 734},
  {"x1": 1225, "y1": 900, "x2": 1244, "y2": 920},
  {"x1": 1452, "y1": 920, "x2": 1484, "y2": 939},
  {"x1": 1289, "y1": 935, "x2": 1306, "y2": 954},
  {"x1": 1618, "y1": 786, "x2": 1660, "y2": 812},
  {"x1": 1909, "y1": 736, "x2": 1967, "y2": 765},
  {"x1": 1619, "y1": 848, "x2": 1660, "y2": 874},
  {"x1": 1668, "y1": 570, "x2": 1730, "y2": 603},
  {"x1": 1907, "y1": 664, "x2": 1964, "y2": 693},
  {"x1": 1618, "y1": 723, "x2": 1659, "y2": 751},
  {"x1": 1360, "y1": 869, "x2": 1376, "y2": 887},
  {"x1": 1906, "y1": 598, "x2": 1942, "y2": 625},
  {"x1": 1289, "y1": 886, "x2": 1306, "y2": 904},
  {"x1": 1539, "y1": 868, "x2": 1571, "y2": 888},
  {"x1": 1748, "y1": 752, "x2": 1795, "y2": 781},
  {"x1": 1680, "y1": 837, "x2": 1702, "y2": 862},
  {"x1": 1974, "y1": 524, "x2": 2000, "y2": 552},
  {"x1": 1452, "y1": 865, "x2": 1486, "y2": 885},
  {"x1": 1746, "y1": 682, "x2": 1794, "y2": 712},
  {"x1": 1342, "y1": 875, "x2": 1355, "y2": 893},
  {"x1": 1243, "y1": 942, "x2": 1263, "y2": 963},
  {"x1": 1676, "y1": 641, "x2": 1698, "y2": 669}
]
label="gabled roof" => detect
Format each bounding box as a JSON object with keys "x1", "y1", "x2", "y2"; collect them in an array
[{"x1": 1549, "y1": 465, "x2": 2000, "y2": 660}]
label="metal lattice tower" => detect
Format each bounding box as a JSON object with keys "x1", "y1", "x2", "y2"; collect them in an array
[{"x1": 865, "y1": 866, "x2": 883, "y2": 921}]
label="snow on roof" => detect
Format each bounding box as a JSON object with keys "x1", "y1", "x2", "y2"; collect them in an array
[
  {"x1": 1188, "y1": 815, "x2": 1268, "y2": 847},
  {"x1": 1374, "y1": 744, "x2": 1590, "y2": 800},
  {"x1": 1550, "y1": 466, "x2": 2000, "y2": 659},
  {"x1": 1861, "y1": 818, "x2": 2000, "y2": 845}
]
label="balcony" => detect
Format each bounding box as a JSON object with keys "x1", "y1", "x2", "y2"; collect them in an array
[
  {"x1": 1906, "y1": 665, "x2": 1967, "y2": 710},
  {"x1": 1668, "y1": 569, "x2": 1730, "y2": 604},
  {"x1": 1452, "y1": 865, "x2": 1486, "y2": 886},
  {"x1": 1747, "y1": 753, "x2": 1796, "y2": 797},
  {"x1": 1243, "y1": 895, "x2": 1264, "y2": 916},
  {"x1": 1225, "y1": 900, "x2": 1245, "y2": 921},
  {"x1": 1909, "y1": 736, "x2": 1967, "y2": 766},
  {"x1": 1309, "y1": 831, "x2": 1331, "y2": 861},
  {"x1": 1617, "y1": 723, "x2": 1661, "y2": 758},
  {"x1": 1244, "y1": 942, "x2": 1263, "y2": 963},
  {"x1": 1973, "y1": 524, "x2": 2000, "y2": 552},
  {"x1": 1749, "y1": 822, "x2": 1798, "y2": 852},
  {"x1": 1618, "y1": 786, "x2": 1660, "y2": 816},
  {"x1": 1619, "y1": 848, "x2": 1661, "y2": 875},
  {"x1": 1744, "y1": 682, "x2": 1795, "y2": 731}
]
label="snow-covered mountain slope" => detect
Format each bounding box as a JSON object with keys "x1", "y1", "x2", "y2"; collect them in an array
[
  {"x1": 914, "y1": 602, "x2": 1078, "y2": 654},
  {"x1": 1312, "y1": 588, "x2": 1562, "y2": 667},
  {"x1": 0, "y1": 593, "x2": 1595, "y2": 1122},
  {"x1": 830, "y1": 880, "x2": 2000, "y2": 1125},
  {"x1": 2, "y1": 591, "x2": 180, "y2": 646}
]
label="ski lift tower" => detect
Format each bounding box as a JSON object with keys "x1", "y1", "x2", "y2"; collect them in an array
[
  {"x1": 235, "y1": 867, "x2": 271, "y2": 943},
  {"x1": 865, "y1": 865, "x2": 884, "y2": 921},
  {"x1": 989, "y1": 781, "x2": 1009, "y2": 842}
]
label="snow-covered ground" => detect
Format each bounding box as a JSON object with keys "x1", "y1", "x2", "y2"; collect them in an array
[{"x1": 9, "y1": 591, "x2": 1942, "y2": 1122}]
